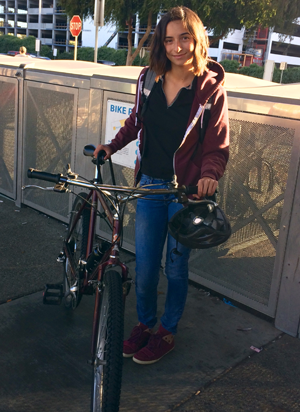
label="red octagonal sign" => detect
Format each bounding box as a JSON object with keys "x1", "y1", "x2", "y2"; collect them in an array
[{"x1": 70, "y1": 15, "x2": 82, "y2": 37}]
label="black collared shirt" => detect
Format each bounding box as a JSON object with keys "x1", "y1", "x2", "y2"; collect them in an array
[{"x1": 141, "y1": 77, "x2": 196, "y2": 179}]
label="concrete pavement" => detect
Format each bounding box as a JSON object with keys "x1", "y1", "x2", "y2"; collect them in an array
[{"x1": 1, "y1": 195, "x2": 299, "y2": 412}]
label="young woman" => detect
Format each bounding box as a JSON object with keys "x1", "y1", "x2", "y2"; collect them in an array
[{"x1": 94, "y1": 6, "x2": 229, "y2": 364}]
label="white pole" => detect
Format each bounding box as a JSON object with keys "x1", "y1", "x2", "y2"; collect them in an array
[
  {"x1": 94, "y1": 0, "x2": 100, "y2": 63},
  {"x1": 93, "y1": 0, "x2": 105, "y2": 63},
  {"x1": 74, "y1": 36, "x2": 78, "y2": 61},
  {"x1": 94, "y1": 27, "x2": 99, "y2": 63},
  {"x1": 99, "y1": 0, "x2": 105, "y2": 26},
  {"x1": 38, "y1": 0, "x2": 42, "y2": 56}
]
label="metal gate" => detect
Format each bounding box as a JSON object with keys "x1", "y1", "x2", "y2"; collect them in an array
[
  {"x1": 98, "y1": 90, "x2": 137, "y2": 252},
  {"x1": 188, "y1": 112, "x2": 298, "y2": 316},
  {"x1": 1, "y1": 59, "x2": 300, "y2": 334},
  {"x1": 22, "y1": 81, "x2": 78, "y2": 221},
  {"x1": 0, "y1": 78, "x2": 18, "y2": 199}
]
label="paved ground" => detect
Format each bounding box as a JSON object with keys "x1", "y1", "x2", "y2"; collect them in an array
[{"x1": 1, "y1": 195, "x2": 300, "y2": 412}]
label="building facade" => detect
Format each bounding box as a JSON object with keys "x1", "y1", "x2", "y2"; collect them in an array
[
  {"x1": 0, "y1": 0, "x2": 81, "y2": 53},
  {"x1": 207, "y1": 19, "x2": 300, "y2": 68},
  {"x1": 83, "y1": 17, "x2": 300, "y2": 68}
]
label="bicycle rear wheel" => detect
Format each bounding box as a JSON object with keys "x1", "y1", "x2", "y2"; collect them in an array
[
  {"x1": 64, "y1": 192, "x2": 91, "y2": 309},
  {"x1": 91, "y1": 270, "x2": 124, "y2": 412}
]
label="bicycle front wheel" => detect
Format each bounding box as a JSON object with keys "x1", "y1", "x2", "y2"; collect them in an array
[
  {"x1": 64, "y1": 192, "x2": 91, "y2": 309},
  {"x1": 91, "y1": 270, "x2": 124, "y2": 412}
]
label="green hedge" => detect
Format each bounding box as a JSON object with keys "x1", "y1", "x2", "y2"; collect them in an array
[
  {"x1": 57, "y1": 46, "x2": 149, "y2": 66},
  {"x1": 277, "y1": 67, "x2": 300, "y2": 84},
  {"x1": 5, "y1": 34, "x2": 299, "y2": 80},
  {"x1": 0, "y1": 34, "x2": 149, "y2": 66},
  {"x1": 0, "y1": 35, "x2": 52, "y2": 58},
  {"x1": 219, "y1": 59, "x2": 300, "y2": 83},
  {"x1": 219, "y1": 59, "x2": 240, "y2": 73},
  {"x1": 238, "y1": 63, "x2": 264, "y2": 79}
]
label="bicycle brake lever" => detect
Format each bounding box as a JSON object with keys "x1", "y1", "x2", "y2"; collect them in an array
[
  {"x1": 54, "y1": 183, "x2": 68, "y2": 193},
  {"x1": 66, "y1": 164, "x2": 78, "y2": 179}
]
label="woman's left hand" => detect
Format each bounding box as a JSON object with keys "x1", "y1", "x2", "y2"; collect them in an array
[{"x1": 194, "y1": 177, "x2": 218, "y2": 199}]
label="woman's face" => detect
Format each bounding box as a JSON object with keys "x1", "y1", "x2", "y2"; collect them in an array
[{"x1": 164, "y1": 20, "x2": 195, "y2": 69}]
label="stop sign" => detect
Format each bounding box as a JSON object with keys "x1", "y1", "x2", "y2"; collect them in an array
[{"x1": 70, "y1": 15, "x2": 82, "y2": 37}]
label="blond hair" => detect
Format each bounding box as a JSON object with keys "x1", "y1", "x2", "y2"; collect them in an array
[{"x1": 19, "y1": 46, "x2": 27, "y2": 54}]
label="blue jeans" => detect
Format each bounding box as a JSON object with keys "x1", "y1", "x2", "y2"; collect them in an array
[{"x1": 135, "y1": 174, "x2": 191, "y2": 335}]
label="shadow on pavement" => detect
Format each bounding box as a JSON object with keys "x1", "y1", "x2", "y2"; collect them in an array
[{"x1": 2, "y1": 196, "x2": 297, "y2": 412}]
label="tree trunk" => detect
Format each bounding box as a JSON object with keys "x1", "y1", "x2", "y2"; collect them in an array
[{"x1": 126, "y1": 10, "x2": 153, "y2": 66}]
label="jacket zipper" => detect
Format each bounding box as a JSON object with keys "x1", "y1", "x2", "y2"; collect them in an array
[{"x1": 172, "y1": 103, "x2": 205, "y2": 186}]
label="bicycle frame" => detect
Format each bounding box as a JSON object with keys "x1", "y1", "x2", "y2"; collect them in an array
[
  {"x1": 24, "y1": 145, "x2": 208, "y2": 412},
  {"x1": 64, "y1": 168, "x2": 130, "y2": 360},
  {"x1": 26, "y1": 149, "x2": 200, "y2": 363}
]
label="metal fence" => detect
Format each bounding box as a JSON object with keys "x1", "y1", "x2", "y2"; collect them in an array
[
  {"x1": 0, "y1": 59, "x2": 300, "y2": 337},
  {"x1": 22, "y1": 82, "x2": 77, "y2": 221},
  {"x1": 189, "y1": 113, "x2": 296, "y2": 316},
  {"x1": 0, "y1": 78, "x2": 18, "y2": 199}
]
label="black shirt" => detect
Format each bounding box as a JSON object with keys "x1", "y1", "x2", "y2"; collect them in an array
[{"x1": 141, "y1": 77, "x2": 196, "y2": 179}]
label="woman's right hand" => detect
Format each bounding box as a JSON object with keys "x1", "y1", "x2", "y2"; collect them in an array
[{"x1": 93, "y1": 144, "x2": 113, "y2": 160}]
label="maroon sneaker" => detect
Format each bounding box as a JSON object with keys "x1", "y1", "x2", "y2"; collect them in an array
[
  {"x1": 133, "y1": 324, "x2": 175, "y2": 364},
  {"x1": 123, "y1": 323, "x2": 153, "y2": 358}
]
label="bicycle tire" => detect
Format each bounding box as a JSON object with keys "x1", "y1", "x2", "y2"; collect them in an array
[
  {"x1": 91, "y1": 270, "x2": 124, "y2": 412},
  {"x1": 64, "y1": 192, "x2": 91, "y2": 309}
]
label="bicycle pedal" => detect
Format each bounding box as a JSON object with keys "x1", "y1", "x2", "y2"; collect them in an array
[
  {"x1": 57, "y1": 252, "x2": 65, "y2": 263},
  {"x1": 43, "y1": 284, "x2": 64, "y2": 305}
]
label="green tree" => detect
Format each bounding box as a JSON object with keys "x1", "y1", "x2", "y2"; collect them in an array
[{"x1": 58, "y1": 0, "x2": 300, "y2": 65}]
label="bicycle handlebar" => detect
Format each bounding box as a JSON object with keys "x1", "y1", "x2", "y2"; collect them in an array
[
  {"x1": 183, "y1": 186, "x2": 198, "y2": 195},
  {"x1": 81, "y1": 144, "x2": 198, "y2": 195},
  {"x1": 27, "y1": 167, "x2": 198, "y2": 196},
  {"x1": 83, "y1": 144, "x2": 106, "y2": 165},
  {"x1": 27, "y1": 168, "x2": 66, "y2": 184}
]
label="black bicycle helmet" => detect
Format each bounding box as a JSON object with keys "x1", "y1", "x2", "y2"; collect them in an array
[{"x1": 168, "y1": 200, "x2": 231, "y2": 249}]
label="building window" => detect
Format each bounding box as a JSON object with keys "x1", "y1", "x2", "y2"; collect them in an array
[
  {"x1": 118, "y1": 33, "x2": 134, "y2": 49},
  {"x1": 208, "y1": 37, "x2": 219, "y2": 48},
  {"x1": 271, "y1": 41, "x2": 300, "y2": 58},
  {"x1": 223, "y1": 42, "x2": 240, "y2": 51}
]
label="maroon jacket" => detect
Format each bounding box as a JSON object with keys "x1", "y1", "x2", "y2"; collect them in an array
[{"x1": 107, "y1": 61, "x2": 229, "y2": 187}]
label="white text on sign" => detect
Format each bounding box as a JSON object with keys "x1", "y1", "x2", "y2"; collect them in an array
[{"x1": 70, "y1": 22, "x2": 81, "y2": 31}]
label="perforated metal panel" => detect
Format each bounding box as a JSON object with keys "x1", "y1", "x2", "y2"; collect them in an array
[
  {"x1": 189, "y1": 112, "x2": 297, "y2": 315},
  {"x1": 22, "y1": 82, "x2": 77, "y2": 220},
  {"x1": 98, "y1": 91, "x2": 137, "y2": 251},
  {"x1": 101, "y1": 163, "x2": 136, "y2": 249},
  {"x1": 0, "y1": 79, "x2": 17, "y2": 198}
]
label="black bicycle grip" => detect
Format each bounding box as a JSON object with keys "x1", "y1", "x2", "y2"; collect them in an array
[
  {"x1": 184, "y1": 186, "x2": 198, "y2": 195},
  {"x1": 97, "y1": 150, "x2": 107, "y2": 165},
  {"x1": 27, "y1": 168, "x2": 63, "y2": 184},
  {"x1": 91, "y1": 149, "x2": 107, "y2": 165}
]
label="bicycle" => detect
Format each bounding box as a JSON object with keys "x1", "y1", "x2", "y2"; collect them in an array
[{"x1": 25, "y1": 144, "x2": 199, "y2": 412}]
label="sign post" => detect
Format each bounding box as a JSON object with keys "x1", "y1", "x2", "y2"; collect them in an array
[
  {"x1": 139, "y1": 47, "x2": 146, "y2": 59},
  {"x1": 279, "y1": 61, "x2": 287, "y2": 84},
  {"x1": 94, "y1": 0, "x2": 105, "y2": 63},
  {"x1": 70, "y1": 15, "x2": 82, "y2": 61},
  {"x1": 35, "y1": 39, "x2": 40, "y2": 57}
]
